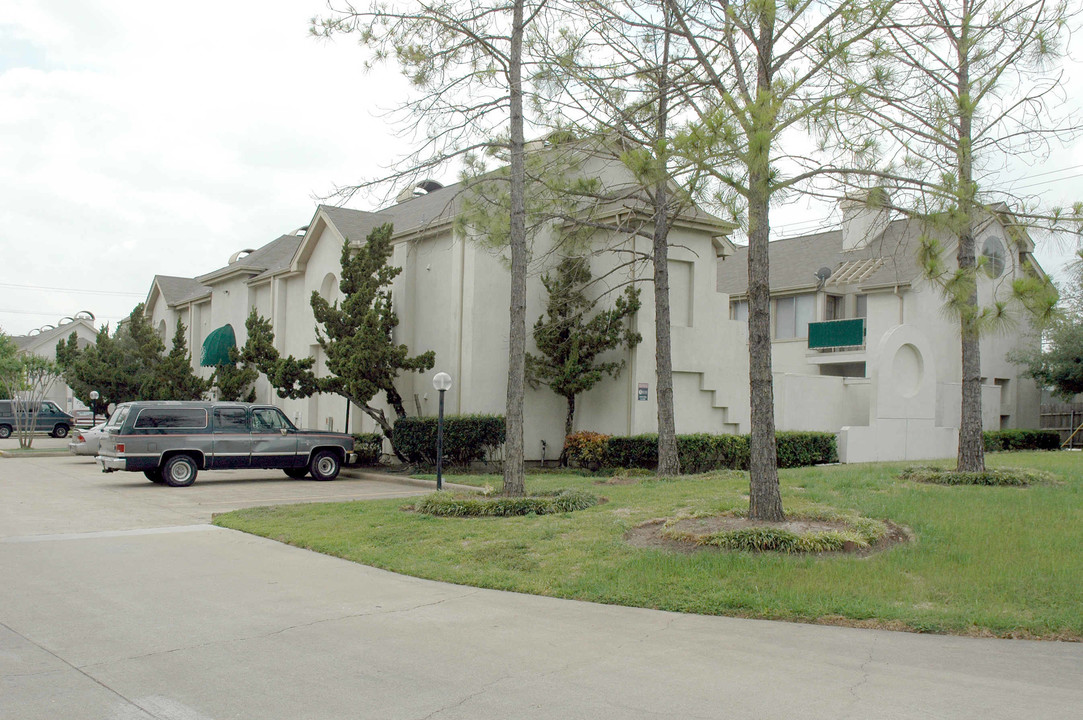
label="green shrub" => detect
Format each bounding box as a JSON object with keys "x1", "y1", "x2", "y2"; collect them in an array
[
  {"x1": 775, "y1": 431, "x2": 839, "y2": 468},
  {"x1": 604, "y1": 434, "x2": 658, "y2": 469},
  {"x1": 584, "y1": 430, "x2": 832, "y2": 472},
  {"x1": 660, "y1": 511, "x2": 886, "y2": 553},
  {"x1": 392, "y1": 414, "x2": 505, "y2": 466},
  {"x1": 983, "y1": 429, "x2": 1060, "y2": 452},
  {"x1": 899, "y1": 466, "x2": 1053, "y2": 486},
  {"x1": 564, "y1": 431, "x2": 611, "y2": 469},
  {"x1": 351, "y1": 433, "x2": 384, "y2": 465},
  {"x1": 414, "y1": 488, "x2": 599, "y2": 517}
]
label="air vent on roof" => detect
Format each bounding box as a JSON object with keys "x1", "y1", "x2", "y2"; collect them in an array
[
  {"x1": 395, "y1": 179, "x2": 444, "y2": 204},
  {"x1": 293, "y1": 225, "x2": 309, "y2": 236},
  {"x1": 229, "y1": 249, "x2": 256, "y2": 264}
]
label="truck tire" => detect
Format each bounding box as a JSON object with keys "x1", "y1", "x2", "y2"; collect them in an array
[
  {"x1": 52, "y1": 424, "x2": 69, "y2": 439},
  {"x1": 0, "y1": 425, "x2": 10, "y2": 439},
  {"x1": 309, "y1": 450, "x2": 340, "y2": 481},
  {"x1": 162, "y1": 455, "x2": 198, "y2": 487}
]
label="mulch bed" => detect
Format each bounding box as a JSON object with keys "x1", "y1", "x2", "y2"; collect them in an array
[{"x1": 625, "y1": 515, "x2": 912, "y2": 556}]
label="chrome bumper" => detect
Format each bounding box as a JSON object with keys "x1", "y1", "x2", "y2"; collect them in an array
[
  {"x1": 347, "y1": 452, "x2": 358, "y2": 465},
  {"x1": 96, "y1": 455, "x2": 126, "y2": 472}
]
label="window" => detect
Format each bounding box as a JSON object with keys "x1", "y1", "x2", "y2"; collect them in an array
[
  {"x1": 134, "y1": 408, "x2": 208, "y2": 429},
  {"x1": 826, "y1": 295, "x2": 845, "y2": 321},
  {"x1": 213, "y1": 407, "x2": 249, "y2": 432},
  {"x1": 730, "y1": 300, "x2": 748, "y2": 322},
  {"x1": 107, "y1": 406, "x2": 130, "y2": 428},
  {"x1": 855, "y1": 294, "x2": 868, "y2": 319},
  {"x1": 252, "y1": 407, "x2": 294, "y2": 433},
  {"x1": 774, "y1": 294, "x2": 815, "y2": 339},
  {"x1": 982, "y1": 236, "x2": 1006, "y2": 278}
]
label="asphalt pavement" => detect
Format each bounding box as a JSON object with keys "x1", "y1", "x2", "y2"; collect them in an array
[{"x1": 1, "y1": 449, "x2": 1081, "y2": 719}]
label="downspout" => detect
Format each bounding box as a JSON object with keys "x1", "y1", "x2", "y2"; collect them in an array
[{"x1": 457, "y1": 232, "x2": 465, "y2": 414}]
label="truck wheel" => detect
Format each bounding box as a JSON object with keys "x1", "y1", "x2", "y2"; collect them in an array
[
  {"x1": 52, "y1": 425, "x2": 69, "y2": 439},
  {"x1": 283, "y1": 467, "x2": 308, "y2": 479},
  {"x1": 162, "y1": 455, "x2": 198, "y2": 487},
  {"x1": 309, "y1": 450, "x2": 340, "y2": 481},
  {"x1": 144, "y1": 469, "x2": 164, "y2": 483},
  {"x1": 0, "y1": 425, "x2": 10, "y2": 439}
]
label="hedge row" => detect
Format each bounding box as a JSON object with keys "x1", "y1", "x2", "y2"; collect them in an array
[
  {"x1": 568, "y1": 431, "x2": 837, "y2": 472},
  {"x1": 414, "y1": 489, "x2": 598, "y2": 517},
  {"x1": 983, "y1": 429, "x2": 1060, "y2": 451},
  {"x1": 392, "y1": 414, "x2": 505, "y2": 465}
]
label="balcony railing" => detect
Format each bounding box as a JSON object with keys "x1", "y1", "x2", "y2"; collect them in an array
[{"x1": 808, "y1": 318, "x2": 866, "y2": 350}]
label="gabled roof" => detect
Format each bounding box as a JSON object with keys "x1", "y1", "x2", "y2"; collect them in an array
[
  {"x1": 717, "y1": 217, "x2": 937, "y2": 296},
  {"x1": 199, "y1": 234, "x2": 304, "y2": 285},
  {"x1": 150, "y1": 275, "x2": 211, "y2": 308},
  {"x1": 318, "y1": 182, "x2": 464, "y2": 245},
  {"x1": 12, "y1": 319, "x2": 97, "y2": 353}
]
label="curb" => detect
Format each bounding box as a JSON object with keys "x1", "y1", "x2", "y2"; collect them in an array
[
  {"x1": 340, "y1": 467, "x2": 481, "y2": 493},
  {"x1": 0, "y1": 451, "x2": 71, "y2": 458}
]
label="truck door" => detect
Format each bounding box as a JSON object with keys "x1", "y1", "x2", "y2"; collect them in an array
[
  {"x1": 210, "y1": 407, "x2": 251, "y2": 469},
  {"x1": 251, "y1": 407, "x2": 299, "y2": 469}
]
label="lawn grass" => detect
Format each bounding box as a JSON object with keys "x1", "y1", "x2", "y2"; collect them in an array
[{"x1": 213, "y1": 451, "x2": 1083, "y2": 640}]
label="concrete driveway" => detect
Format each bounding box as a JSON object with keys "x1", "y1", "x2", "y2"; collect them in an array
[{"x1": 1, "y1": 455, "x2": 1081, "y2": 720}]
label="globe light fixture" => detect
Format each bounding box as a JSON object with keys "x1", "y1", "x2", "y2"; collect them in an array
[{"x1": 432, "y1": 372, "x2": 452, "y2": 490}]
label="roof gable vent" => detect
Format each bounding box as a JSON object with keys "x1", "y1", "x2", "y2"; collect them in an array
[{"x1": 228, "y1": 249, "x2": 256, "y2": 264}]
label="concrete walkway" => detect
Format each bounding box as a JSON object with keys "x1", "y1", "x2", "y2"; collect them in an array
[{"x1": 1, "y1": 455, "x2": 1081, "y2": 719}]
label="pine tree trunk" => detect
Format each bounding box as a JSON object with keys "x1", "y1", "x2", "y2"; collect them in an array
[
  {"x1": 958, "y1": 308, "x2": 985, "y2": 471},
  {"x1": 746, "y1": 15, "x2": 784, "y2": 522},
  {"x1": 360, "y1": 402, "x2": 407, "y2": 463},
  {"x1": 385, "y1": 386, "x2": 408, "y2": 420},
  {"x1": 955, "y1": 18, "x2": 985, "y2": 473},
  {"x1": 502, "y1": 0, "x2": 527, "y2": 497},
  {"x1": 653, "y1": 7, "x2": 680, "y2": 478},
  {"x1": 560, "y1": 394, "x2": 575, "y2": 466}
]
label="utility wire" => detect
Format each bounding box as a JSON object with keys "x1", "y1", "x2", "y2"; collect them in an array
[{"x1": 0, "y1": 282, "x2": 144, "y2": 297}]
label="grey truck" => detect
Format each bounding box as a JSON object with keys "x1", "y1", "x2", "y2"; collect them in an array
[{"x1": 96, "y1": 401, "x2": 356, "y2": 487}]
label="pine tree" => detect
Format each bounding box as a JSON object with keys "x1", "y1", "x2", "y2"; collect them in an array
[
  {"x1": 310, "y1": 223, "x2": 436, "y2": 440},
  {"x1": 150, "y1": 319, "x2": 211, "y2": 401},
  {"x1": 526, "y1": 256, "x2": 641, "y2": 456}
]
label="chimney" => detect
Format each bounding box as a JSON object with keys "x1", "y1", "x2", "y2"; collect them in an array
[{"x1": 840, "y1": 189, "x2": 890, "y2": 252}]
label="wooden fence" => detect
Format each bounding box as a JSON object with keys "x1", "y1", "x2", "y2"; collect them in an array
[{"x1": 1040, "y1": 403, "x2": 1083, "y2": 449}]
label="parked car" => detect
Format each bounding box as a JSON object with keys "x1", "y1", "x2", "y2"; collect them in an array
[
  {"x1": 0, "y1": 400, "x2": 75, "y2": 439},
  {"x1": 68, "y1": 422, "x2": 109, "y2": 456},
  {"x1": 73, "y1": 410, "x2": 100, "y2": 429},
  {"x1": 96, "y1": 401, "x2": 357, "y2": 487}
]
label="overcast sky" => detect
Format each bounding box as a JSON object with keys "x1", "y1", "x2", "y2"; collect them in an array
[{"x1": 3, "y1": 1, "x2": 1082, "y2": 336}]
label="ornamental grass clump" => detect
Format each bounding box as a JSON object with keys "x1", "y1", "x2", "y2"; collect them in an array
[
  {"x1": 414, "y1": 488, "x2": 599, "y2": 517},
  {"x1": 660, "y1": 510, "x2": 887, "y2": 554},
  {"x1": 900, "y1": 466, "x2": 1052, "y2": 486}
]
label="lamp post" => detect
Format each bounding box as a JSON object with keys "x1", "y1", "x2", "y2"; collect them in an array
[
  {"x1": 432, "y1": 372, "x2": 452, "y2": 491},
  {"x1": 89, "y1": 391, "x2": 99, "y2": 426}
]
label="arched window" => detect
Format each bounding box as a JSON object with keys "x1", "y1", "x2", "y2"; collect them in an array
[{"x1": 981, "y1": 236, "x2": 1006, "y2": 278}]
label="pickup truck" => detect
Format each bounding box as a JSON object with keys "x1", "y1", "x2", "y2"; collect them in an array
[{"x1": 96, "y1": 401, "x2": 357, "y2": 487}]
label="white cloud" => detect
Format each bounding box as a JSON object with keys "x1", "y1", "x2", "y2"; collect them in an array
[{"x1": 0, "y1": 0, "x2": 415, "y2": 334}]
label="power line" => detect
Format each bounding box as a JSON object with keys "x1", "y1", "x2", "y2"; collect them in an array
[
  {"x1": 0, "y1": 282, "x2": 144, "y2": 297},
  {"x1": 0, "y1": 308, "x2": 124, "y2": 319}
]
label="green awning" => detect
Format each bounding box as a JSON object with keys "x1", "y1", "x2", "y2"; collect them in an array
[{"x1": 201, "y1": 324, "x2": 237, "y2": 367}]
